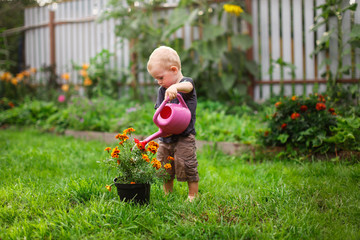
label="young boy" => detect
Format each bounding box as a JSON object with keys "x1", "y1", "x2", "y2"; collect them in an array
[{"x1": 147, "y1": 46, "x2": 199, "y2": 201}]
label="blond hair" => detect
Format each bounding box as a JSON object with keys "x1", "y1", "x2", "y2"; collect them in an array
[{"x1": 147, "y1": 46, "x2": 181, "y2": 72}]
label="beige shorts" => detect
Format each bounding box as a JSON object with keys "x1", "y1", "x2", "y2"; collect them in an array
[{"x1": 157, "y1": 134, "x2": 199, "y2": 182}]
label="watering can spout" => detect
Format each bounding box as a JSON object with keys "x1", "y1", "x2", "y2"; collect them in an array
[{"x1": 139, "y1": 130, "x2": 164, "y2": 148}]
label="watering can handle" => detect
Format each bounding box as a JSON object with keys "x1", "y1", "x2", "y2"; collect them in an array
[{"x1": 152, "y1": 93, "x2": 188, "y2": 123}]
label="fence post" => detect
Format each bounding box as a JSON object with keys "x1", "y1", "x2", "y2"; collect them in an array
[
  {"x1": 245, "y1": 0, "x2": 255, "y2": 100},
  {"x1": 49, "y1": 10, "x2": 57, "y2": 86}
]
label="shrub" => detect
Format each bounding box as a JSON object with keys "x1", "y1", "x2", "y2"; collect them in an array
[{"x1": 259, "y1": 94, "x2": 339, "y2": 153}]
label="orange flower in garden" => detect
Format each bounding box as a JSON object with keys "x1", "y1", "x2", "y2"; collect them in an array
[
  {"x1": 300, "y1": 105, "x2": 308, "y2": 112},
  {"x1": 328, "y1": 108, "x2": 335, "y2": 113},
  {"x1": 30, "y1": 67, "x2": 37, "y2": 73},
  {"x1": 115, "y1": 133, "x2": 129, "y2": 141},
  {"x1": 167, "y1": 156, "x2": 174, "y2": 161},
  {"x1": 123, "y1": 128, "x2": 135, "y2": 135},
  {"x1": 104, "y1": 147, "x2": 111, "y2": 152},
  {"x1": 61, "y1": 84, "x2": 69, "y2": 92},
  {"x1": 281, "y1": 123, "x2": 287, "y2": 130},
  {"x1": 8, "y1": 102, "x2": 15, "y2": 108},
  {"x1": 82, "y1": 63, "x2": 89, "y2": 70},
  {"x1": 134, "y1": 138, "x2": 146, "y2": 151},
  {"x1": 151, "y1": 158, "x2": 161, "y2": 170},
  {"x1": 142, "y1": 154, "x2": 150, "y2": 162},
  {"x1": 291, "y1": 112, "x2": 300, "y2": 120},
  {"x1": 11, "y1": 78, "x2": 18, "y2": 85},
  {"x1": 117, "y1": 160, "x2": 120, "y2": 165},
  {"x1": 316, "y1": 102, "x2": 326, "y2": 111},
  {"x1": 79, "y1": 69, "x2": 88, "y2": 77},
  {"x1": 147, "y1": 141, "x2": 159, "y2": 154},
  {"x1": 148, "y1": 141, "x2": 159, "y2": 148},
  {"x1": 16, "y1": 73, "x2": 24, "y2": 81},
  {"x1": 105, "y1": 185, "x2": 112, "y2": 191},
  {"x1": 317, "y1": 95, "x2": 326, "y2": 103},
  {"x1": 275, "y1": 102, "x2": 282, "y2": 108},
  {"x1": 1, "y1": 72, "x2": 12, "y2": 81},
  {"x1": 130, "y1": 182, "x2": 136, "y2": 184},
  {"x1": 291, "y1": 96, "x2": 297, "y2": 101},
  {"x1": 61, "y1": 73, "x2": 70, "y2": 81},
  {"x1": 264, "y1": 131, "x2": 269, "y2": 137},
  {"x1": 83, "y1": 77, "x2": 92, "y2": 86},
  {"x1": 111, "y1": 146, "x2": 120, "y2": 158},
  {"x1": 22, "y1": 70, "x2": 30, "y2": 77},
  {"x1": 164, "y1": 163, "x2": 172, "y2": 170}
]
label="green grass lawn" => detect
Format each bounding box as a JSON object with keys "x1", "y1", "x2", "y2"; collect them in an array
[{"x1": 1, "y1": 128, "x2": 359, "y2": 239}]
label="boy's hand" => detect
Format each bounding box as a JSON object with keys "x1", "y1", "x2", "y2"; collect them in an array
[{"x1": 165, "y1": 85, "x2": 178, "y2": 100}]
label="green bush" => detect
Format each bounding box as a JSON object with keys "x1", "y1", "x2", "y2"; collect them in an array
[{"x1": 259, "y1": 94, "x2": 340, "y2": 153}]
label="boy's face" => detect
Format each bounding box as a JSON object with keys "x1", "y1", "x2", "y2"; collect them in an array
[{"x1": 149, "y1": 64, "x2": 178, "y2": 89}]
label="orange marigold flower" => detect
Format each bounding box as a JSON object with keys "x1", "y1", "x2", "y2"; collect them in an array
[
  {"x1": 281, "y1": 123, "x2": 287, "y2": 130},
  {"x1": 164, "y1": 163, "x2": 172, "y2": 170},
  {"x1": 142, "y1": 154, "x2": 150, "y2": 162},
  {"x1": 300, "y1": 105, "x2": 308, "y2": 112},
  {"x1": 1, "y1": 72, "x2": 12, "y2": 81},
  {"x1": 316, "y1": 102, "x2": 326, "y2": 111},
  {"x1": 105, "y1": 185, "x2": 112, "y2": 191},
  {"x1": 291, "y1": 112, "x2": 300, "y2": 120},
  {"x1": 82, "y1": 63, "x2": 90, "y2": 70},
  {"x1": 115, "y1": 133, "x2": 129, "y2": 141},
  {"x1": 147, "y1": 145, "x2": 157, "y2": 154},
  {"x1": 83, "y1": 77, "x2": 92, "y2": 86},
  {"x1": 328, "y1": 108, "x2": 335, "y2": 113},
  {"x1": 123, "y1": 128, "x2": 135, "y2": 135},
  {"x1": 11, "y1": 78, "x2": 18, "y2": 85},
  {"x1": 61, "y1": 84, "x2": 69, "y2": 92},
  {"x1": 134, "y1": 138, "x2": 146, "y2": 151},
  {"x1": 104, "y1": 147, "x2": 111, "y2": 152},
  {"x1": 8, "y1": 102, "x2": 15, "y2": 108},
  {"x1": 151, "y1": 158, "x2": 161, "y2": 170},
  {"x1": 117, "y1": 160, "x2": 120, "y2": 165},
  {"x1": 130, "y1": 182, "x2": 136, "y2": 184},
  {"x1": 22, "y1": 70, "x2": 30, "y2": 77},
  {"x1": 111, "y1": 146, "x2": 120, "y2": 158},
  {"x1": 275, "y1": 102, "x2": 282, "y2": 108},
  {"x1": 167, "y1": 156, "x2": 174, "y2": 161},
  {"x1": 148, "y1": 141, "x2": 159, "y2": 148},
  {"x1": 291, "y1": 96, "x2": 297, "y2": 101},
  {"x1": 79, "y1": 69, "x2": 88, "y2": 77},
  {"x1": 61, "y1": 73, "x2": 70, "y2": 81},
  {"x1": 30, "y1": 67, "x2": 37, "y2": 73}
]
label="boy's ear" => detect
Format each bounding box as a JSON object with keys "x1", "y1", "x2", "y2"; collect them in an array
[{"x1": 170, "y1": 66, "x2": 178, "y2": 73}]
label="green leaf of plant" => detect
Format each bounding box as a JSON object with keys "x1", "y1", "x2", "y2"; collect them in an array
[
  {"x1": 161, "y1": 8, "x2": 198, "y2": 41},
  {"x1": 202, "y1": 25, "x2": 226, "y2": 41},
  {"x1": 231, "y1": 34, "x2": 253, "y2": 51},
  {"x1": 277, "y1": 134, "x2": 289, "y2": 144},
  {"x1": 220, "y1": 73, "x2": 236, "y2": 91}
]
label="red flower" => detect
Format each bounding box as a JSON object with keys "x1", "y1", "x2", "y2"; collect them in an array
[
  {"x1": 300, "y1": 105, "x2": 308, "y2": 112},
  {"x1": 291, "y1": 112, "x2": 300, "y2": 120},
  {"x1": 328, "y1": 108, "x2": 335, "y2": 113},
  {"x1": 281, "y1": 123, "x2": 287, "y2": 130},
  {"x1": 316, "y1": 103, "x2": 326, "y2": 111}
]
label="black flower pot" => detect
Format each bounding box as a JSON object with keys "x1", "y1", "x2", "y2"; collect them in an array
[{"x1": 113, "y1": 179, "x2": 151, "y2": 204}]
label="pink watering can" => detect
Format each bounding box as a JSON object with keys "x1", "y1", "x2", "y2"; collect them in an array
[{"x1": 140, "y1": 93, "x2": 191, "y2": 148}]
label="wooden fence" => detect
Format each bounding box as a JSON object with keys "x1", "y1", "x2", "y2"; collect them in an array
[{"x1": 18, "y1": 0, "x2": 360, "y2": 101}]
